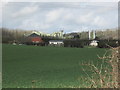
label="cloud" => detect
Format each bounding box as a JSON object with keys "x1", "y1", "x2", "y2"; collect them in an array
[
  {"x1": 93, "y1": 16, "x2": 108, "y2": 27},
  {"x1": 2, "y1": 2, "x2": 118, "y2": 33},
  {"x1": 0, "y1": 1, "x2": 9, "y2": 24},
  {"x1": 45, "y1": 8, "x2": 64, "y2": 23},
  {"x1": 12, "y1": 5, "x2": 39, "y2": 17},
  {"x1": 63, "y1": 13, "x2": 73, "y2": 20},
  {"x1": 17, "y1": 18, "x2": 52, "y2": 32},
  {"x1": 76, "y1": 12, "x2": 94, "y2": 24}
]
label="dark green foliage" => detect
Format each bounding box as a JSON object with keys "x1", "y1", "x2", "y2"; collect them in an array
[
  {"x1": 63, "y1": 40, "x2": 91, "y2": 48},
  {"x1": 64, "y1": 40, "x2": 83, "y2": 48},
  {"x1": 73, "y1": 35, "x2": 80, "y2": 39}
]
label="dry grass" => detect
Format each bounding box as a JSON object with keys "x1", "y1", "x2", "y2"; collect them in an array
[{"x1": 81, "y1": 47, "x2": 119, "y2": 88}]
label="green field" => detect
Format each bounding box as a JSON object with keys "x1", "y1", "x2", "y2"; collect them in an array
[{"x1": 2, "y1": 44, "x2": 107, "y2": 88}]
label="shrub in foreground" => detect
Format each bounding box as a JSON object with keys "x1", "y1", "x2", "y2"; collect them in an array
[{"x1": 81, "y1": 47, "x2": 119, "y2": 88}]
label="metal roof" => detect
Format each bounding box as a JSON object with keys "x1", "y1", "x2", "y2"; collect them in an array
[{"x1": 49, "y1": 40, "x2": 63, "y2": 42}]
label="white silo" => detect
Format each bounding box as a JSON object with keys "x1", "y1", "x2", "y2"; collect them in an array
[{"x1": 89, "y1": 30, "x2": 91, "y2": 40}]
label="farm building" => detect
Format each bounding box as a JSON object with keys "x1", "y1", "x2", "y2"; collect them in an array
[
  {"x1": 89, "y1": 40, "x2": 99, "y2": 46},
  {"x1": 28, "y1": 33, "x2": 43, "y2": 43},
  {"x1": 49, "y1": 40, "x2": 64, "y2": 46},
  {"x1": 25, "y1": 32, "x2": 44, "y2": 45}
]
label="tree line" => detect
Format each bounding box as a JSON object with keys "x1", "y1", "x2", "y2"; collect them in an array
[
  {"x1": 1, "y1": 27, "x2": 119, "y2": 44},
  {"x1": 1, "y1": 28, "x2": 31, "y2": 43}
]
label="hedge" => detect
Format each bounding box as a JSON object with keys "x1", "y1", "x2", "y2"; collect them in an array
[{"x1": 63, "y1": 40, "x2": 91, "y2": 48}]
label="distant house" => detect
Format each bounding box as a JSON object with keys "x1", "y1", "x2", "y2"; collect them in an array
[
  {"x1": 90, "y1": 40, "x2": 99, "y2": 46},
  {"x1": 49, "y1": 40, "x2": 64, "y2": 46}
]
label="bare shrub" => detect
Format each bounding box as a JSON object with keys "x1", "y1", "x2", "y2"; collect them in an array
[{"x1": 80, "y1": 47, "x2": 119, "y2": 88}]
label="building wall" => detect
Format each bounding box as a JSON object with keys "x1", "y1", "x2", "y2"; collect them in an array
[{"x1": 31, "y1": 37, "x2": 43, "y2": 43}]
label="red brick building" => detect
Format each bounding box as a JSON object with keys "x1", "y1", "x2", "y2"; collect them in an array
[
  {"x1": 31, "y1": 37, "x2": 43, "y2": 43},
  {"x1": 27, "y1": 33, "x2": 44, "y2": 45}
]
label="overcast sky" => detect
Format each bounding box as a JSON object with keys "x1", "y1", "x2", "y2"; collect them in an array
[{"x1": 1, "y1": 2, "x2": 118, "y2": 33}]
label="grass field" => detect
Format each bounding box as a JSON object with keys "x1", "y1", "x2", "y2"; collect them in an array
[{"x1": 2, "y1": 44, "x2": 107, "y2": 88}]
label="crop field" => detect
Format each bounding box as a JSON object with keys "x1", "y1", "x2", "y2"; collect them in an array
[{"x1": 2, "y1": 44, "x2": 107, "y2": 88}]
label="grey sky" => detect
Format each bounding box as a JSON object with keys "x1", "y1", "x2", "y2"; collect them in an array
[{"x1": 1, "y1": 2, "x2": 118, "y2": 33}]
